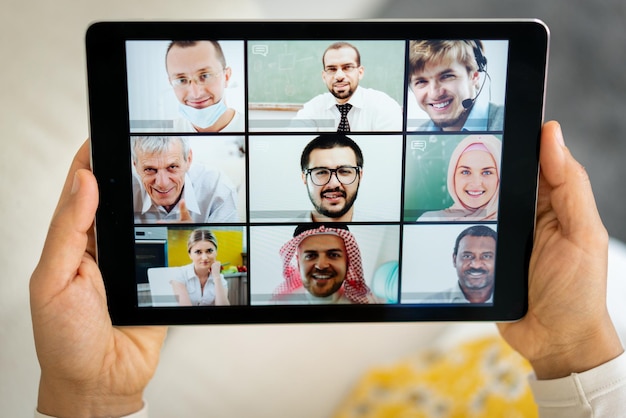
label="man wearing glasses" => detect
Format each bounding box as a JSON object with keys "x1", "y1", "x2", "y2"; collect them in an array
[
  {"x1": 292, "y1": 42, "x2": 402, "y2": 132},
  {"x1": 165, "y1": 40, "x2": 244, "y2": 133},
  {"x1": 299, "y1": 134, "x2": 364, "y2": 222}
]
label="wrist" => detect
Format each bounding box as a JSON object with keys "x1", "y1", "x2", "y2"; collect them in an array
[
  {"x1": 531, "y1": 321, "x2": 623, "y2": 380},
  {"x1": 37, "y1": 375, "x2": 144, "y2": 418}
]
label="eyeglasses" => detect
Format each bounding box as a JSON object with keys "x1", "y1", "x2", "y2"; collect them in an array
[
  {"x1": 304, "y1": 166, "x2": 361, "y2": 186},
  {"x1": 169, "y1": 71, "x2": 223, "y2": 89},
  {"x1": 323, "y1": 64, "x2": 359, "y2": 76}
]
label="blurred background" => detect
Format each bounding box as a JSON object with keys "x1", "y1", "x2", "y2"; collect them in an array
[
  {"x1": 2, "y1": 0, "x2": 625, "y2": 416},
  {"x1": 377, "y1": 0, "x2": 626, "y2": 243}
]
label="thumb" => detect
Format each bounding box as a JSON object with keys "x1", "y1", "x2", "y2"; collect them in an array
[
  {"x1": 179, "y1": 199, "x2": 192, "y2": 222},
  {"x1": 539, "y1": 121, "x2": 606, "y2": 242},
  {"x1": 31, "y1": 169, "x2": 99, "y2": 297},
  {"x1": 538, "y1": 121, "x2": 567, "y2": 188}
]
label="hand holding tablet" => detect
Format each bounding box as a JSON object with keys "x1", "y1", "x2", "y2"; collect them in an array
[
  {"x1": 30, "y1": 21, "x2": 626, "y2": 416},
  {"x1": 85, "y1": 20, "x2": 550, "y2": 324}
]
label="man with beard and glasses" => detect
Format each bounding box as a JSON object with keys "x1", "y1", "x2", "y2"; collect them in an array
[
  {"x1": 424, "y1": 225, "x2": 497, "y2": 304},
  {"x1": 298, "y1": 134, "x2": 364, "y2": 222},
  {"x1": 272, "y1": 224, "x2": 378, "y2": 304},
  {"x1": 291, "y1": 42, "x2": 402, "y2": 132},
  {"x1": 408, "y1": 40, "x2": 504, "y2": 132}
]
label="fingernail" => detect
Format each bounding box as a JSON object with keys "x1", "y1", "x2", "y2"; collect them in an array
[
  {"x1": 71, "y1": 172, "x2": 80, "y2": 195},
  {"x1": 554, "y1": 123, "x2": 565, "y2": 147}
]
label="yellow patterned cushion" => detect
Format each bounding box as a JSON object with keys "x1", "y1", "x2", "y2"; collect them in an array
[{"x1": 334, "y1": 335, "x2": 537, "y2": 418}]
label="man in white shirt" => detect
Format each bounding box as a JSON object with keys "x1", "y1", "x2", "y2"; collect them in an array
[
  {"x1": 423, "y1": 225, "x2": 496, "y2": 304},
  {"x1": 292, "y1": 42, "x2": 402, "y2": 132},
  {"x1": 165, "y1": 40, "x2": 244, "y2": 133},
  {"x1": 131, "y1": 136, "x2": 238, "y2": 223},
  {"x1": 30, "y1": 122, "x2": 626, "y2": 417}
]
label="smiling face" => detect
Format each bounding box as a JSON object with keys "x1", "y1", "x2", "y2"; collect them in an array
[
  {"x1": 302, "y1": 147, "x2": 361, "y2": 222},
  {"x1": 409, "y1": 59, "x2": 479, "y2": 131},
  {"x1": 166, "y1": 41, "x2": 231, "y2": 109},
  {"x1": 134, "y1": 140, "x2": 191, "y2": 212},
  {"x1": 298, "y1": 234, "x2": 348, "y2": 298},
  {"x1": 453, "y1": 150, "x2": 499, "y2": 210},
  {"x1": 453, "y1": 235, "x2": 495, "y2": 296},
  {"x1": 322, "y1": 47, "x2": 364, "y2": 104},
  {"x1": 189, "y1": 240, "x2": 217, "y2": 273}
]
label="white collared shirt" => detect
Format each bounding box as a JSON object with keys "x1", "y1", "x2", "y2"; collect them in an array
[
  {"x1": 171, "y1": 263, "x2": 228, "y2": 306},
  {"x1": 172, "y1": 110, "x2": 245, "y2": 133},
  {"x1": 422, "y1": 281, "x2": 494, "y2": 304},
  {"x1": 133, "y1": 163, "x2": 239, "y2": 223},
  {"x1": 292, "y1": 86, "x2": 402, "y2": 132}
]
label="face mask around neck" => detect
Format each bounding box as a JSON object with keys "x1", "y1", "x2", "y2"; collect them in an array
[{"x1": 178, "y1": 100, "x2": 228, "y2": 129}]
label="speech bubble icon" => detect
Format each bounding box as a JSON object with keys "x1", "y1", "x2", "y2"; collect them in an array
[
  {"x1": 253, "y1": 141, "x2": 269, "y2": 152},
  {"x1": 252, "y1": 44, "x2": 269, "y2": 57},
  {"x1": 411, "y1": 140, "x2": 427, "y2": 151}
]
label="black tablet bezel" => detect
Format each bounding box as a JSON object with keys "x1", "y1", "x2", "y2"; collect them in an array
[{"x1": 86, "y1": 20, "x2": 548, "y2": 325}]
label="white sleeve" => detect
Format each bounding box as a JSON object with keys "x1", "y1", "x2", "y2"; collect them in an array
[
  {"x1": 529, "y1": 352, "x2": 626, "y2": 418},
  {"x1": 35, "y1": 401, "x2": 148, "y2": 418}
]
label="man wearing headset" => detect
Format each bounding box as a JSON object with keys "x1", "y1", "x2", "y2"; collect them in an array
[{"x1": 408, "y1": 40, "x2": 505, "y2": 132}]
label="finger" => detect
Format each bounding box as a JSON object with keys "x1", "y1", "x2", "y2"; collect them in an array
[
  {"x1": 537, "y1": 121, "x2": 567, "y2": 187},
  {"x1": 63, "y1": 140, "x2": 98, "y2": 257},
  {"x1": 211, "y1": 262, "x2": 221, "y2": 277},
  {"x1": 179, "y1": 199, "x2": 192, "y2": 222},
  {"x1": 538, "y1": 121, "x2": 606, "y2": 242},
  {"x1": 31, "y1": 167, "x2": 99, "y2": 298},
  {"x1": 53, "y1": 140, "x2": 92, "y2": 219}
]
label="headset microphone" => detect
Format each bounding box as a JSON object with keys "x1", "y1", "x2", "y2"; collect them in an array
[
  {"x1": 462, "y1": 40, "x2": 489, "y2": 110},
  {"x1": 462, "y1": 97, "x2": 475, "y2": 109}
]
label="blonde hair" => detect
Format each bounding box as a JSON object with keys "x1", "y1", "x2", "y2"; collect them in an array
[{"x1": 409, "y1": 40, "x2": 481, "y2": 77}]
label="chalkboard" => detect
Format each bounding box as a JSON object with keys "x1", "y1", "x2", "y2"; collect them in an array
[
  {"x1": 247, "y1": 40, "x2": 406, "y2": 107},
  {"x1": 404, "y1": 134, "x2": 456, "y2": 220}
]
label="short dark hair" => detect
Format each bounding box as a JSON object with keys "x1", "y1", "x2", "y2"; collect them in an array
[
  {"x1": 322, "y1": 42, "x2": 361, "y2": 67},
  {"x1": 453, "y1": 225, "x2": 497, "y2": 256},
  {"x1": 300, "y1": 134, "x2": 364, "y2": 171},
  {"x1": 165, "y1": 40, "x2": 227, "y2": 69}
]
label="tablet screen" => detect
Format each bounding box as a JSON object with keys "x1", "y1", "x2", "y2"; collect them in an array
[{"x1": 86, "y1": 21, "x2": 548, "y2": 324}]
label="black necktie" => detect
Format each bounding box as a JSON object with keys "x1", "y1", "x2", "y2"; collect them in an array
[{"x1": 336, "y1": 103, "x2": 352, "y2": 132}]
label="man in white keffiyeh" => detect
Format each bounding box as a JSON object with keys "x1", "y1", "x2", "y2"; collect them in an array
[{"x1": 273, "y1": 224, "x2": 378, "y2": 304}]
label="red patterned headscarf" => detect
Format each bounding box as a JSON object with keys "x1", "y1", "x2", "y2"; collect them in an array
[{"x1": 273, "y1": 225, "x2": 372, "y2": 304}]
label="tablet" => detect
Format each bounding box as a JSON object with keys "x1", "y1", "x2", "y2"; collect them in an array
[{"x1": 85, "y1": 20, "x2": 549, "y2": 325}]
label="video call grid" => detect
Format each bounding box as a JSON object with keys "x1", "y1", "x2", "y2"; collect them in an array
[{"x1": 127, "y1": 37, "x2": 507, "y2": 307}]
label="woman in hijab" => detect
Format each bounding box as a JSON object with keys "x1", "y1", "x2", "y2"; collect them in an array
[{"x1": 418, "y1": 135, "x2": 501, "y2": 221}]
